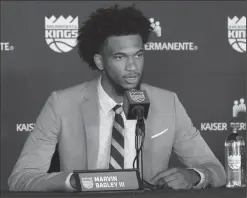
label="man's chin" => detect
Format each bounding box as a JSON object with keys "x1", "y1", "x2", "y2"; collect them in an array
[{"x1": 123, "y1": 83, "x2": 140, "y2": 91}]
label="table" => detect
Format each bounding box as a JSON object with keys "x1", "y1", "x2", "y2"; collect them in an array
[{"x1": 1, "y1": 187, "x2": 245, "y2": 198}]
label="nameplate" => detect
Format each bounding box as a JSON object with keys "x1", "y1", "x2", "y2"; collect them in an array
[{"x1": 73, "y1": 169, "x2": 142, "y2": 192}]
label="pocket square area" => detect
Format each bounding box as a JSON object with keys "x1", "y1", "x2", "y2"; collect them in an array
[{"x1": 151, "y1": 128, "x2": 168, "y2": 139}]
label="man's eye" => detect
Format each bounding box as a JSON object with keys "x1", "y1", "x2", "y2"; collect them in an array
[
  {"x1": 136, "y1": 53, "x2": 143, "y2": 58},
  {"x1": 115, "y1": 56, "x2": 124, "y2": 60}
]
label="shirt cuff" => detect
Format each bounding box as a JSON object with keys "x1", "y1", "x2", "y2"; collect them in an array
[
  {"x1": 65, "y1": 172, "x2": 76, "y2": 191},
  {"x1": 187, "y1": 168, "x2": 207, "y2": 189}
]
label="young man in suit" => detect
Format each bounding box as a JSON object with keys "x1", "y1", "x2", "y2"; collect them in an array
[{"x1": 8, "y1": 5, "x2": 226, "y2": 191}]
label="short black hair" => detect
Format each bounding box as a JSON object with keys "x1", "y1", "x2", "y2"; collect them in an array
[{"x1": 77, "y1": 4, "x2": 151, "y2": 70}]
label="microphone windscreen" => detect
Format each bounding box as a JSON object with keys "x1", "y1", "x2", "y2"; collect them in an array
[{"x1": 123, "y1": 90, "x2": 150, "y2": 120}]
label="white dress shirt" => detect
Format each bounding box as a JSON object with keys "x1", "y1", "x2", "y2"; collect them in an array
[{"x1": 97, "y1": 77, "x2": 137, "y2": 169}]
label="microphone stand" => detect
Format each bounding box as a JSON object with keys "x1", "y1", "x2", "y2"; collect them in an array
[{"x1": 135, "y1": 115, "x2": 145, "y2": 187}]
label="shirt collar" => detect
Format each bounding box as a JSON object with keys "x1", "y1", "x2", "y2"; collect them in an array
[{"x1": 98, "y1": 76, "x2": 122, "y2": 114}]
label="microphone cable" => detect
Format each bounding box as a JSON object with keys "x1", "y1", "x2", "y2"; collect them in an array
[{"x1": 132, "y1": 120, "x2": 156, "y2": 192}]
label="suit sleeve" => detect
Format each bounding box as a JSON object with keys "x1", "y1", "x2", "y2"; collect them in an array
[
  {"x1": 172, "y1": 93, "x2": 226, "y2": 187},
  {"x1": 8, "y1": 92, "x2": 71, "y2": 191}
]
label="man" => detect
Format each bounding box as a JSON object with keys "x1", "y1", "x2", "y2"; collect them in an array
[{"x1": 8, "y1": 5, "x2": 226, "y2": 192}]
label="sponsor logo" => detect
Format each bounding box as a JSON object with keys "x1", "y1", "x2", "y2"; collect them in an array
[
  {"x1": 16, "y1": 123, "x2": 35, "y2": 132},
  {"x1": 0, "y1": 42, "x2": 14, "y2": 51},
  {"x1": 145, "y1": 42, "x2": 197, "y2": 51},
  {"x1": 228, "y1": 16, "x2": 246, "y2": 53},
  {"x1": 81, "y1": 177, "x2": 94, "y2": 189},
  {"x1": 228, "y1": 155, "x2": 241, "y2": 170},
  {"x1": 45, "y1": 15, "x2": 78, "y2": 53},
  {"x1": 129, "y1": 91, "x2": 145, "y2": 102},
  {"x1": 145, "y1": 17, "x2": 198, "y2": 51},
  {"x1": 200, "y1": 98, "x2": 246, "y2": 132},
  {"x1": 150, "y1": 18, "x2": 161, "y2": 37},
  {"x1": 233, "y1": 98, "x2": 246, "y2": 117}
]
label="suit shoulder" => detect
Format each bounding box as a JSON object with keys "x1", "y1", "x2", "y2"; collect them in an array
[
  {"x1": 143, "y1": 83, "x2": 176, "y2": 99},
  {"x1": 48, "y1": 81, "x2": 91, "y2": 107},
  {"x1": 55, "y1": 82, "x2": 87, "y2": 97}
]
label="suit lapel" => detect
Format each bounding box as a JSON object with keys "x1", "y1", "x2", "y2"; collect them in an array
[
  {"x1": 141, "y1": 84, "x2": 170, "y2": 180},
  {"x1": 81, "y1": 77, "x2": 100, "y2": 170},
  {"x1": 140, "y1": 84, "x2": 155, "y2": 180}
]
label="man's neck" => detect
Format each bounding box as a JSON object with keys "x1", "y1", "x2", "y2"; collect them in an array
[{"x1": 100, "y1": 77, "x2": 124, "y2": 104}]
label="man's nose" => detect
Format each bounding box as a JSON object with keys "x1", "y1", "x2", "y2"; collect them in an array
[{"x1": 126, "y1": 57, "x2": 137, "y2": 71}]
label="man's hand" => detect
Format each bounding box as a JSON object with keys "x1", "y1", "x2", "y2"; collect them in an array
[
  {"x1": 70, "y1": 174, "x2": 76, "y2": 189},
  {"x1": 150, "y1": 168, "x2": 201, "y2": 190}
]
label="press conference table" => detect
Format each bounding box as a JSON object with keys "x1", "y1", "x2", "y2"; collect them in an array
[{"x1": 2, "y1": 187, "x2": 245, "y2": 198}]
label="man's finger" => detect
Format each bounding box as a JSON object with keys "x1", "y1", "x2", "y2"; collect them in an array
[
  {"x1": 166, "y1": 178, "x2": 191, "y2": 190},
  {"x1": 163, "y1": 173, "x2": 179, "y2": 183},
  {"x1": 151, "y1": 168, "x2": 179, "y2": 183},
  {"x1": 155, "y1": 179, "x2": 167, "y2": 188},
  {"x1": 166, "y1": 179, "x2": 181, "y2": 189},
  {"x1": 154, "y1": 179, "x2": 171, "y2": 189}
]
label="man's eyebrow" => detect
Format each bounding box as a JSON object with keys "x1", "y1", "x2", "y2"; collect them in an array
[
  {"x1": 137, "y1": 49, "x2": 144, "y2": 53},
  {"x1": 112, "y1": 49, "x2": 144, "y2": 56},
  {"x1": 135, "y1": 49, "x2": 144, "y2": 54},
  {"x1": 112, "y1": 52, "x2": 126, "y2": 56}
]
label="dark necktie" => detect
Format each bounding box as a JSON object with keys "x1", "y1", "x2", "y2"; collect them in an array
[{"x1": 109, "y1": 104, "x2": 125, "y2": 169}]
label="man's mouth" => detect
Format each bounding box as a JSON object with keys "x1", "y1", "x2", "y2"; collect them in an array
[{"x1": 123, "y1": 75, "x2": 139, "y2": 84}]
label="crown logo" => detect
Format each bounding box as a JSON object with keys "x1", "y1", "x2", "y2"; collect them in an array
[
  {"x1": 149, "y1": 18, "x2": 161, "y2": 37},
  {"x1": 233, "y1": 98, "x2": 246, "y2": 117},
  {"x1": 228, "y1": 16, "x2": 246, "y2": 29},
  {"x1": 45, "y1": 15, "x2": 78, "y2": 29}
]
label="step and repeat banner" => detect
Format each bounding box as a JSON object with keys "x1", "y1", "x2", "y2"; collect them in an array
[{"x1": 1, "y1": 1, "x2": 246, "y2": 191}]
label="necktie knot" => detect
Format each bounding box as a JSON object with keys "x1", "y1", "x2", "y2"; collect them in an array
[{"x1": 113, "y1": 104, "x2": 123, "y2": 115}]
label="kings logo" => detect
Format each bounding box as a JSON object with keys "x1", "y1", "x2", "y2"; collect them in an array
[
  {"x1": 228, "y1": 16, "x2": 246, "y2": 53},
  {"x1": 130, "y1": 91, "x2": 145, "y2": 102},
  {"x1": 81, "y1": 177, "x2": 94, "y2": 189},
  {"x1": 45, "y1": 15, "x2": 78, "y2": 53}
]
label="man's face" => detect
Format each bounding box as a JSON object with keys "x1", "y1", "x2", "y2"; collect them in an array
[{"x1": 101, "y1": 34, "x2": 144, "y2": 91}]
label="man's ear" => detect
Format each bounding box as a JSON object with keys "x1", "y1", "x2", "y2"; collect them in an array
[{"x1": 94, "y1": 54, "x2": 104, "y2": 71}]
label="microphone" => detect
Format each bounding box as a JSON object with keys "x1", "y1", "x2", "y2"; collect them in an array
[{"x1": 123, "y1": 90, "x2": 150, "y2": 120}]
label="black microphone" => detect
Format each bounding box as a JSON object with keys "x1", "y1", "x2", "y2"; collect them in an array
[{"x1": 123, "y1": 90, "x2": 150, "y2": 120}]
